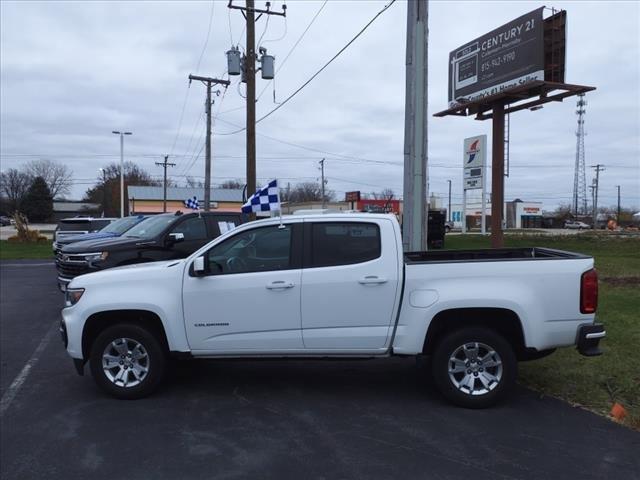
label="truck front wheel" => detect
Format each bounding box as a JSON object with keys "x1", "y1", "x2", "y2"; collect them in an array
[
  {"x1": 431, "y1": 327, "x2": 516, "y2": 408},
  {"x1": 89, "y1": 323, "x2": 167, "y2": 399}
]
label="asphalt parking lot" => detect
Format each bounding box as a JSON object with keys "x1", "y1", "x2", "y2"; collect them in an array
[{"x1": 1, "y1": 261, "x2": 639, "y2": 480}]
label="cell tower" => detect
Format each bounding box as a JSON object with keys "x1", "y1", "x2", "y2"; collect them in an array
[{"x1": 572, "y1": 94, "x2": 588, "y2": 216}]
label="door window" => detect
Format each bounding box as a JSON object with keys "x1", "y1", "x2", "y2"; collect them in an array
[
  {"x1": 171, "y1": 217, "x2": 207, "y2": 241},
  {"x1": 310, "y1": 222, "x2": 380, "y2": 268},
  {"x1": 207, "y1": 225, "x2": 292, "y2": 274}
]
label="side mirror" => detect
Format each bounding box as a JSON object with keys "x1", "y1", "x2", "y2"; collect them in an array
[
  {"x1": 193, "y1": 256, "x2": 206, "y2": 275},
  {"x1": 167, "y1": 232, "x2": 185, "y2": 245}
]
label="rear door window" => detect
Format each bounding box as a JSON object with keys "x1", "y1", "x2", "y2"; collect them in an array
[
  {"x1": 171, "y1": 216, "x2": 207, "y2": 241},
  {"x1": 309, "y1": 222, "x2": 381, "y2": 268}
]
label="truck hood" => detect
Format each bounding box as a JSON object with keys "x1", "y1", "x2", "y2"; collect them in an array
[
  {"x1": 61, "y1": 236, "x2": 157, "y2": 253},
  {"x1": 56, "y1": 231, "x2": 119, "y2": 246},
  {"x1": 69, "y1": 259, "x2": 185, "y2": 288}
]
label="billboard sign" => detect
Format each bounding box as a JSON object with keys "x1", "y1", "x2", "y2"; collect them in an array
[
  {"x1": 448, "y1": 7, "x2": 545, "y2": 106},
  {"x1": 463, "y1": 135, "x2": 486, "y2": 190},
  {"x1": 345, "y1": 191, "x2": 361, "y2": 202}
]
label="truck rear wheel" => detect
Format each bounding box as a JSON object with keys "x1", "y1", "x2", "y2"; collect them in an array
[
  {"x1": 89, "y1": 323, "x2": 167, "y2": 399},
  {"x1": 431, "y1": 327, "x2": 516, "y2": 408}
]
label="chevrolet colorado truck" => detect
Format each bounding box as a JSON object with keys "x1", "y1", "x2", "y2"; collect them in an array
[{"x1": 60, "y1": 213, "x2": 604, "y2": 408}]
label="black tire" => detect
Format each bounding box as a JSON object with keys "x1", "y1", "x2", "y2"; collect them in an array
[
  {"x1": 89, "y1": 323, "x2": 167, "y2": 399},
  {"x1": 431, "y1": 327, "x2": 516, "y2": 408}
]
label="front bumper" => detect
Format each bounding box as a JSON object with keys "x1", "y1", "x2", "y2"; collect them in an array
[
  {"x1": 60, "y1": 311, "x2": 86, "y2": 375},
  {"x1": 576, "y1": 323, "x2": 605, "y2": 356}
]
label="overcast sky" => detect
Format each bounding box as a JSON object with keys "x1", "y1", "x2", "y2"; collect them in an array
[{"x1": 1, "y1": 0, "x2": 638, "y2": 210}]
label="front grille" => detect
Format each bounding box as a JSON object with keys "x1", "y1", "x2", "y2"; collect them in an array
[{"x1": 56, "y1": 258, "x2": 91, "y2": 279}]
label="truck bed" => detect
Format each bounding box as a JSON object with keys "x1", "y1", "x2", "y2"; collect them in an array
[{"x1": 404, "y1": 247, "x2": 589, "y2": 264}]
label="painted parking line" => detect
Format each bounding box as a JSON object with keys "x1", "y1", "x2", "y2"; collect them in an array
[{"x1": 0, "y1": 321, "x2": 58, "y2": 417}]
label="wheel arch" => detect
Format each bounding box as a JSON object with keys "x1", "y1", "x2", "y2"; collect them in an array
[
  {"x1": 82, "y1": 309, "x2": 170, "y2": 361},
  {"x1": 422, "y1": 307, "x2": 527, "y2": 359}
]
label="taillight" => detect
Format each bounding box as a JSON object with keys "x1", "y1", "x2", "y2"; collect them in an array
[{"x1": 580, "y1": 269, "x2": 598, "y2": 314}]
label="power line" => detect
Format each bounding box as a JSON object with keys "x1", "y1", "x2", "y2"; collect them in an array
[
  {"x1": 256, "y1": 0, "x2": 328, "y2": 102},
  {"x1": 169, "y1": 0, "x2": 216, "y2": 158},
  {"x1": 217, "y1": 0, "x2": 397, "y2": 136},
  {"x1": 195, "y1": 0, "x2": 216, "y2": 73}
]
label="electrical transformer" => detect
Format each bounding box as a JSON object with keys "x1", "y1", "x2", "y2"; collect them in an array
[
  {"x1": 260, "y1": 54, "x2": 275, "y2": 80},
  {"x1": 226, "y1": 47, "x2": 242, "y2": 76}
]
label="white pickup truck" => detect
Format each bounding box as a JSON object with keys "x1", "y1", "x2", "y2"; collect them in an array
[{"x1": 61, "y1": 213, "x2": 604, "y2": 408}]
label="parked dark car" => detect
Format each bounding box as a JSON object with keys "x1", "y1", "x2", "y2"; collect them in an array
[
  {"x1": 55, "y1": 217, "x2": 118, "y2": 244},
  {"x1": 0, "y1": 215, "x2": 11, "y2": 227},
  {"x1": 56, "y1": 211, "x2": 244, "y2": 291},
  {"x1": 52, "y1": 215, "x2": 147, "y2": 255}
]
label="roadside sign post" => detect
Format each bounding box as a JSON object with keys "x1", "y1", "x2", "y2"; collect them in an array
[{"x1": 462, "y1": 135, "x2": 487, "y2": 235}]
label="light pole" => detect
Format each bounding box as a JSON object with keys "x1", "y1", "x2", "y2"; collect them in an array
[
  {"x1": 98, "y1": 168, "x2": 106, "y2": 217},
  {"x1": 447, "y1": 180, "x2": 452, "y2": 222},
  {"x1": 112, "y1": 130, "x2": 132, "y2": 217}
]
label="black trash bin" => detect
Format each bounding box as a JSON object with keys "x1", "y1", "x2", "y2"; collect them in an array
[{"x1": 428, "y1": 211, "x2": 445, "y2": 249}]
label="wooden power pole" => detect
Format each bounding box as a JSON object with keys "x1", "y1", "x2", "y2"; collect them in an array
[
  {"x1": 228, "y1": 0, "x2": 286, "y2": 205},
  {"x1": 246, "y1": 0, "x2": 257, "y2": 201},
  {"x1": 188, "y1": 74, "x2": 230, "y2": 211},
  {"x1": 156, "y1": 155, "x2": 176, "y2": 213}
]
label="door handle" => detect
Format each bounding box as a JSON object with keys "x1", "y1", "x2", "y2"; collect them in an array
[
  {"x1": 266, "y1": 280, "x2": 295, "y2": 290},
  {"x1": 358, "y1": 275, "x2": 388, "y2": 285}
]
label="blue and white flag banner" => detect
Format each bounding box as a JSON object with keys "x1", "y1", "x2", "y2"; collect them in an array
[
  {"x1": 241, "y1": 179, "x2": 280, "y2": 215},
  {"x1": 184, "y1": 196, "x2": 200, "y2": 210}
]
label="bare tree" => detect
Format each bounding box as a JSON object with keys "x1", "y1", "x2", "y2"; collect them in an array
[
  {"x1": 0, "y1": 168, "x2": 32, "y2": 212},
  {"x1": 220, "y1": 179, "x2": 244, "y2": 190},
  {"x1": 83, "y1": 162, "x2": 160, "y2": 217},
  {"x1": 185, "y1": 177, "x2": 203, "y2": 188},
  {"x1": 370, "y1": 188, "x2": 395, "y2": 201},
  {"x1": 25, "y1": 159, "x2": 73, "y2": 198},
  {"x1": 282, "y1": 181, "x2": 335, "y2": 203}
]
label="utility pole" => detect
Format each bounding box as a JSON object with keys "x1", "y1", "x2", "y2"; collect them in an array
[
  {"x1": 156, "y1": 155, "x2": 176, "y2": 213},
  {"x1": 227, "y1": 0, "x2": 285, "y2": 210},
  {"x1": 188, "y1": 75, "x2": 230, "y2": 211},
  {"x1": 590, "y1": 164, "x2": 605, "y2": 229},
  {"x1": 319, "y1": 158, "x2": 326, "y2": 208},
  {"x1": 446, "y1": 180, "x2": 452, "y2": 222},
  {"x1": 246, "y1": 0, "x2": 257, "y2": 203},
  {"x1": 616, "y1": 185, "x2": 621, "y2": 223},
  {"x1": 403, "y1": 0, "x2": 428, "y2": 252}
]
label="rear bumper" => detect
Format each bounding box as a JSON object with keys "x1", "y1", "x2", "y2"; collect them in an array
[{"x1": 576, "y1": 323, "x2": 605, "y2": 356}]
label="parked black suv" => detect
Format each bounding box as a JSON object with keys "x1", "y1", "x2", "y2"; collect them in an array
[{"x1": 56, "y1": 211, "x2": 244, "y2": 291}]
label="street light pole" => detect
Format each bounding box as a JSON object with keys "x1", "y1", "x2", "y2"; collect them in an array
[
  {"x1": 112, "y1": 130, "x2": 132, "y2": 217},
  {"x1": 447, "y1": 179, "x2": 452, "y2": 222},
  {"x1": 98, "y1": 168, "x2": 106, "y2": 217}
]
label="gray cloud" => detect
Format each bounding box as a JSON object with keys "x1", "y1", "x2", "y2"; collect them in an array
[{"x1": 1, "y1": 0, "x2": 638, "y2": 210}]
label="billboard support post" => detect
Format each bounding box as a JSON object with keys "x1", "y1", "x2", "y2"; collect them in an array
[
  {"x1": 491, "y1": 103, "x2": 505, "y2": 247},
  {"x1": 481, "y1": 181, "x2": 487, "y2": 235}
]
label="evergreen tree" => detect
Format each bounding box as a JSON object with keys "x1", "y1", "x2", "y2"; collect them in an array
[{"x1": 22, "y1": 176, "x2": 53, "y2": 222}]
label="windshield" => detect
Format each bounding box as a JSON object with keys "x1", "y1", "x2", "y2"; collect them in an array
[
  {"x1": 125, "y1": 215, "x2": 176, "y2": 239},
  {"x1": 101, "y1": 216, "x2": 145, "y2": 235}
]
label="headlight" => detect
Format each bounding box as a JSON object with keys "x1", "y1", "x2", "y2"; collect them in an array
[
  {"x1": 65, "y1": 288, "x2": 85, "y2": 307},
  {"x1": 84, "y1": 252, "x2": 109, "y2": 262}
]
